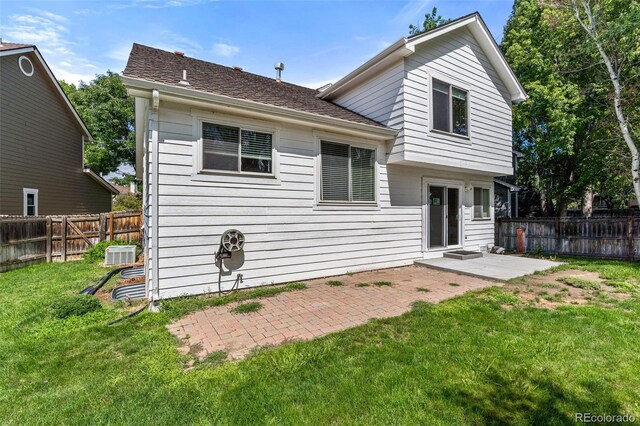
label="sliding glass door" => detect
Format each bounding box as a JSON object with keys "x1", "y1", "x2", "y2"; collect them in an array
[{"x1": 428, "y1": 185, "x2": 460, "y2": 249}]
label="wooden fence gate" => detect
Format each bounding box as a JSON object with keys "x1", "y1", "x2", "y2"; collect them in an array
[
  {"x1": 0, "y1": 211, "x2": 142, "y2": 272},
  {"x1": 496, "y1": 217, "x2": 640, "y2": 260}
]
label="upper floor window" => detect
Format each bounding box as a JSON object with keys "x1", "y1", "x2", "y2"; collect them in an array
[
  {"x1": 432, "y1": 79, "x2": 468, "y2": 137},
  {"x1": 23, "y1": 188, "x2": 38, "y2": 216},
  {"x1": 320, "y1": 141, "x2": 375, "y2": 203},
  {"x1": 202, "y1": 122, "x2": 273, "y2": 174}
]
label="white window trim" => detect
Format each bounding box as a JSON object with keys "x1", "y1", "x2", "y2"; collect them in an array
[
  {"x1": 428, "y1": 73, "x2": 471, "y2": 142},
  {"x1": 313, "y1": 131, "x2": 381, "y2": 208},
  {"x1": 472, "y1": 185, "x2": 492, "y2": 221},
  {"x1": 193, "y1": 114, "x2": 280, "y2": 179},
  {"x1": 23, "y1": 188, "x2": 39, "y2": 216}
]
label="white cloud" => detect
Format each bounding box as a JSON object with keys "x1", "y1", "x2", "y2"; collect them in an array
[
  {"x1": 105, "y1": 44, "x2": 134, "y2": 62},
  {"x1": 26, "y1": 8, "x2": 68, "y2": 23},
  {"x1": 393, "y1": 0, "x2": 432, "y2": 25},
  {"x1": 213, "y1": 42, "x2": 240, "y2": 57},
  {"x1": 3, "y1": 11, "x2": 98, "y2": 85}
]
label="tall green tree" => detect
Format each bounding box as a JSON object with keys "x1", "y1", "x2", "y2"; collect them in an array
[
  {"x1": 501, "y1": 0, "x2": 585, "y2": 216},
  {"x1": 409, "y1": 7, "x2": 452, "y2": 35},
  {"x1": 502, "y1": 0, "x2": 637, "y2": 216},
  {"x1": 61, "y1": 72, "x2": 135, "y2": 176},
  {"x1": 555, "y1": 0, "x2": 640, "y2": 207}
]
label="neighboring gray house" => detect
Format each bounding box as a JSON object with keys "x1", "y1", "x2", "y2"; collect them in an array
[
  {"x1": 494, "y1": 150, "x2": 523, "y2": 218},
  {"x1": 123, "y1": 13, "x2": 527, "y2": 300},
  {"x1": 0, "y1": 42, "x2": 117, "y2": 216}
]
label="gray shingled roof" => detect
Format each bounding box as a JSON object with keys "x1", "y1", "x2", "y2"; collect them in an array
[{"x1": 123, "y1": 43, "x2": 385, "y2": 128}]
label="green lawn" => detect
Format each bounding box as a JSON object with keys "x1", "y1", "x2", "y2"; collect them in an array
[{"x1": 1, "y1": 258, "x2": 639, "y2": 424}]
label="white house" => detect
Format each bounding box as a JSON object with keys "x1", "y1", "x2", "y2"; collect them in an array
[{"x1": 122, "y1": 12, "x2": 526, "y2": 300}]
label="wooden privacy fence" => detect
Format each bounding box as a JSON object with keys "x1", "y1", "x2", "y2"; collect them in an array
[
  {"x1": 497, "y1": 217, "x2": 640, "y2": 260},
  {"x1": 0, "y1": 211, "x2": 142, "y2": 272}
]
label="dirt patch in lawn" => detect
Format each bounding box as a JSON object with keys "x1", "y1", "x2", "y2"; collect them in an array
[{"x1": 504, "y1": 269, "x2": 633, "y2": 309}]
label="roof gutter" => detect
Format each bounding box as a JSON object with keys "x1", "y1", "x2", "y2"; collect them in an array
[{"x1": 121, "y1": 76, "x2": 398, "y2": 140}]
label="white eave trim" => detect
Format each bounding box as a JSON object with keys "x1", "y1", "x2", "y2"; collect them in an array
[
  {"x1": 1, "y1": 46, "x2": 94, "y2": 138},
  {"x1": 84, "y1": 169, "x2": 119, "y2": 194},
  {"x1": 121, "y1": 76, "x2": 398, "y2": 140},
  {"x1": 319, "y1": 13, "x2": 527, "y2": 104},
  {"x1": 318, "y1": 38, "x2": 412, "y2": 100}
]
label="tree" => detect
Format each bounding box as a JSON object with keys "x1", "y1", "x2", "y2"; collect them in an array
[
  {"x1": 502, "y1": 0, "x2": 637, "y2": 216},
  {"x1": 113, "y1": 193, "x2": 142, "y2": 212},
  {"x1": 564, "y1": 0, "x2": 640, "y2": 207},
  {"x1": 501, "y1": 0, "x2": 586, "y2": 216},
  {"x1": 409, "y1": 7, "x2": 452, "y2": 35},
  {"x1": 61, "y1": 72, "x2": 135, "y2": 176}
]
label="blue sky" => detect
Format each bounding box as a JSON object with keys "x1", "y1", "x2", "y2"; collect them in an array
[{"x1": 1, "y1": 0, "x2": 515, "y2": 88}]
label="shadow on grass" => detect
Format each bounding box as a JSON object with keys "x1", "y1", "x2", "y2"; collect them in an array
[{"x1": 442, "y1": 361, "x2": 625, "y2": 425}]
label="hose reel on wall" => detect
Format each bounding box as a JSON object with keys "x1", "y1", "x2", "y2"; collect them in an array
[{"x1": 215, "y1": 229, "x2": 245, "y2": 295}]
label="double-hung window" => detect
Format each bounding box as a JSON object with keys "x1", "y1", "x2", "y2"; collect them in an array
[
  {"x1": 432, "y1": 79, "x2": 469, "y2": 137},
  {"x1": 23, "y1": 188, "x2": 38, "y2": 216},
  {"x1": 201, "y1": 122, "x2": 273, "y2": 174},
  {"x1": 320, "y1": 141, "x2": 376, "y2": 203},
  {"x1": 473, "y1": 187, "x2": 491, "y2": 219}
]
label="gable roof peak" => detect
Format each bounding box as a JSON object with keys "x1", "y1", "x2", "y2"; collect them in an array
[{"x1": 319, "y1": 12, "x2": 527, "y2": 103}]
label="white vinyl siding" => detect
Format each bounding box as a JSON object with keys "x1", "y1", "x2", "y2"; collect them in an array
[
  {"x1": 401, "y1": 27, "x2": 513, "y2": 174},
  {"x1": 331, "y1": 60, "x2": 405, "y2": 129},
  {"x1": 145, "y1": 101, "x2": 497, "y2": 298}
]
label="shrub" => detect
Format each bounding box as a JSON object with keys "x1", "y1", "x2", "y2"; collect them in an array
[
  {"x1": 113, "y1": 193, "x2": 142, "y2": 212},
  {"x1": 373, "y1": 281, "x2": 393, "y2": 287},
  {"x1": 83, "y1": 239, "x2": 137, "y2": 263},
  {"x1": 50, "y1": 294, "x2": 102, "y2": 319},
  {"x1": 326, "y1": 280, "x2": 343, "y2": 287}
]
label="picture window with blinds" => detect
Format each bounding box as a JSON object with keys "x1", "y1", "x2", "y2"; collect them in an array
[
  {"x1": 320, "y1": 141, "x2": 376, "y2": 203},
  {"x1": 432, "y1": 79, "x2": 469, "y2": 137},
  {"x1": 201, "y1": 122, "x2": 273, "y2": 174}
]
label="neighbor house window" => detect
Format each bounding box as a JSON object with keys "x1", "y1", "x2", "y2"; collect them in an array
[
  {"x1": 320, "y1": 141, "x2": 375, "y2": 203},
  {"x1": 202, "y1": 122, "x2": 273, "y2": 174},
  {"x1": 473, "y1": 187, "x2": 490, "y2": 219},
  {"x1": 432, "y1": 79, "x2": 468, "y2": 136},
  {"x1": 23, "y1": 188, "x2": 38, "y2": 216}
]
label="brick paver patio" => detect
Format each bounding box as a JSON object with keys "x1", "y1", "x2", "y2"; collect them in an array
[{"x1": 168, "y1": 265, "x2": 497, "y2": 360}]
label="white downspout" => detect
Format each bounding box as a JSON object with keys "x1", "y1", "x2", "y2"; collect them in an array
[{"x1": 149, "y1": 89, "x2": 161, "y2": 309}]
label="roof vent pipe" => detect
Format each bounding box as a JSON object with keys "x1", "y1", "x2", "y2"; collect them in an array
[
  {"x1": 274, "y1": 62, "x2": 284, "y2": 82},
  {"x1": 178, "y1": 69, "x2": 190, "y2": 86}
]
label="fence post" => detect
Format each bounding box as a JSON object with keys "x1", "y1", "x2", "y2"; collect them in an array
[
  {"x1": 628, "y1": 216, "x2": 634, "y2": 260},
  {"x1": 45, "y1": 216, "x2": 52, "y2": 263},
  {"x1": 109, "y1": 212, "x2": 114, "y2": 242},
  {"x1": 61, "y1": 216, "x2": 67, "y2": 262},
  {"x1": 99, "y1": 213, "x2": 106, "y2": 242}
]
